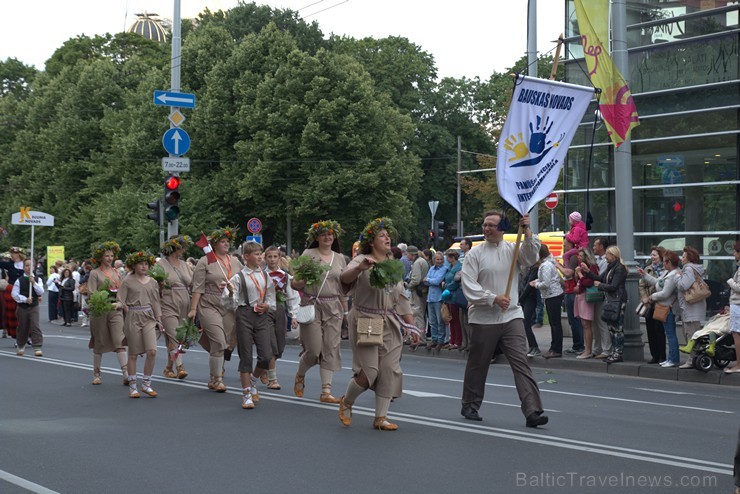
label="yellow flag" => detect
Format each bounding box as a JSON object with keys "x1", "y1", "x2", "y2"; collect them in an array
[{"x1": 574, "y1": 0, "x2": 639, "y2": 148}]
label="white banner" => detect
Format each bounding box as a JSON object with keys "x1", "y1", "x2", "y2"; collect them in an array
[{"x1": 496, "y1": 76, "x2": 593, "y2": 215}]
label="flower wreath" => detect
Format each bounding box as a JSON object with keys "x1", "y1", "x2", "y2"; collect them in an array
[
  {"x1": 91, "y1": 241, "x2": 121, "y2": 266},
  {"x1": 162, "y1": 235, "x2": 193, "y2": 255},
  {"x1": 306, "y1": 219, "x2": 344, "y2": 244},
  {"x1": 125, "y1": 250, "x2": 156, "y2": 269},
  {"x1": 358, "y1": 217, "x2": 397, "y2": 250},
  {"x1": 208, "y1": 226, "x2": 239, "y2": 244}
]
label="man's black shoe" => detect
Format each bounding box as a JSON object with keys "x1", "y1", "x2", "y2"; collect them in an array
[
  {"x1": 525, "y1": 411, "x2": 548, "y2": 428},
  {"x1": 461, "y1": 406, "x2": 482, "y2": 421}
]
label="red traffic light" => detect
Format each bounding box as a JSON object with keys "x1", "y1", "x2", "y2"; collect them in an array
[{"x1": 165, "y1": 175, "x2": 181, "y2": 190}]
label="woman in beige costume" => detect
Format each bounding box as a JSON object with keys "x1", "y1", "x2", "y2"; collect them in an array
[
  {"x1": 158, "y1": 235, "x2": 194, "y2": 379},
  {"x1": 118, "y1": 251, "x2": 162, "y2": 398},
  {"x1": 292, "y1": 220, "x2": 347, "y2": 403},
  {"x1": 88, "y1": 242, "x2": 128, "y2": 386},
  {"x1": 188, "y1": 227, "x2": 242, "y2": 392},
  {"x1": 338, "y1": 218, "x2": 420, "y2": 431}
]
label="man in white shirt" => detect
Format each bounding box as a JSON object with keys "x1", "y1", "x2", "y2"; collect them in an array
[
  {"x1": 12, "y1": 258, "x2": 45, "y2": 356},
  {"x1": 460, "y1": 210, "x2": 548, "y2": 427}
]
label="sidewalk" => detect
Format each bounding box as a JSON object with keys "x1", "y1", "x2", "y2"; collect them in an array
[{"x1": 285, "y1": 324, "x2": 740, "y2": 387}]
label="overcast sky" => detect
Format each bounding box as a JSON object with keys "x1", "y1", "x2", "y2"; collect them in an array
[{"x1": 2, "y1": 1, "x2": 565, "y2": 79}]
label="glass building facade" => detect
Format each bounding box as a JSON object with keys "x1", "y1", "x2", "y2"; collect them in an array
[{"x1": 561, "y1": 0, "x2": 739, "y2": 292}]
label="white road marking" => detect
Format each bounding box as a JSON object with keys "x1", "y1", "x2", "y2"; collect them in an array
[
  {"x1": 34, "y1": 343, "x2": 736, "y2": 415},
  {"x1": 1, "y1": 351, "x2": 732, "y2": 476},
  {"x1": 402, "y1": 389, "x2": 561, "y2": 412},
  {"x1": 0, "y1": 469, "x2": 60, "y2": 494},
  {"x1": 634, "y1": 387, "x2": 693, "y2": 395}
]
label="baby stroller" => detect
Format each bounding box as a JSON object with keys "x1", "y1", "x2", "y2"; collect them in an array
[{"x1": 690, "y1": 316, "x2": 735, "y2": 372}]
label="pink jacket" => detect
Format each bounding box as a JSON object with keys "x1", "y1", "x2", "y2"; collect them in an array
[{"x1": 565, "y1": 221, "x2": 589, "y2": 249}]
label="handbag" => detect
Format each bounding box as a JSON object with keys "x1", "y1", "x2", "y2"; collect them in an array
[
  {"x1": 635, "y1": 302, "x2": 649, "y2": 317},
  {"x1": 600, "y1": 299, "x2": 621, "y2": 323},
  {"x1": 585, "y1": 286, "x2": 604, "y2": 303},
  {"x1": 683, "y1": 268, "x2": 710, "y2": 304},
  {"x1": 441, "y1": 303, "x2": 452, "y2": 323},
  {"x1": 295, "y1": 253, "x2": 332, "y2": 325},
  {"x1": 356, "y1": 317, "x2": 384, "y2": 346},
  {"x1": 652, "y1": 303, "x2": 670, "y2": 323},
  {"x1": 295, "y1": 304, "x2": 315, "y2": 324}
]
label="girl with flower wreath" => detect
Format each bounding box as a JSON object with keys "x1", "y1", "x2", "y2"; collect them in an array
[
  {"x1": 337, "y1": 217, "x2": 421, "y2": 431},
  {"x1": 188, "y1": 227, "x2": 243, "y2": 392},
  {"x1": 157, "y1": 235, "x2": 194, "y2": 380},
  {"x1": 291, "y1": 220, "x2": 348, "y2": 403},
  {"x1": 87, "y1": 242, "x2": 128, "y2": 386},
  {"x1": 118, "y1": 251, "x2": 162, "y2": 398}
]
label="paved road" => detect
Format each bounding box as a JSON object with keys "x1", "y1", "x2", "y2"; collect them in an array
[{"x1": 0, "y1": 319, "x2": 736, "y2": 493}]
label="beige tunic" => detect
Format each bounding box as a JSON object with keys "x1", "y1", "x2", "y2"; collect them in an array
[
  {"x1": 87, "y1": 267, "x2": 125, "y2": 353},
  {"x1": 298, "y1": 248, "x2": 346, "y2": 371},
  {"x1": 117, "y1": 275, "x2": 162, "y2": 355},
  {"x1": 157, "y1": 257, "x2": 193, "y2": 345},
  {"x1": 192, "y1": 255, "x2": 242, "y2": 355},
  {"x1": 343, "y1": 255, "x2": 412, "y2": 399}
]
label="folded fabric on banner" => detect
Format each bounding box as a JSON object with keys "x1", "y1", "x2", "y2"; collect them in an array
[{"x1": 496, "y1": 76, "x2": 593, "y2": 216}]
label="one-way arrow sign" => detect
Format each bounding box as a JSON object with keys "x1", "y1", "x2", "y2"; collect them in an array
[
  {"x1": 153, "y1": 90, "x2": 196, "y2": 109},
  {"x1": 162, "y1": 128, "x2": 191, "y2": 157}
]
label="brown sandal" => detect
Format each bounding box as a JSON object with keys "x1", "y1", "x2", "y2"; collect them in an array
[
  {"x1": 294, "y1": 374, "x2": 305, "y2": 398},
  {"x1": 338, "y1": 396, "x2": 352, "y2": 426},
  {"x1": 267, "y1": 380, "x2": 281, "y2": 390},
  {"x1": 163, "y1": 367, "x2": 177, "y2": 379},
  {"x1": 176, "y1": 365, "x2": 188, "y2": 379},
  {"x1": 373, "y1": 416, "x2": 398, "y2": 431}
]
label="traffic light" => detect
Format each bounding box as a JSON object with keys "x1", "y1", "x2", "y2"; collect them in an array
[
  {"x1": 146, "y1": 199, "x2": 161, "y2": 224},
  {"x1": 164, "y1": 174, "x2": 181, "y2": 221},
  {"x1": 433, "y1": 220, "x2": 445, "y2": 240}
]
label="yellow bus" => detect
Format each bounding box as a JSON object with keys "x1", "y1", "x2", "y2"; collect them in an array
[{"x1": 447, "y1": 231, "x2": 566, "y2": 258}]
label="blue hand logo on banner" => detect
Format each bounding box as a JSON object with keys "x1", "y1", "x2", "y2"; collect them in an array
[{"x1": 504, "y1": 116, "x2": 565, "y2": 168}]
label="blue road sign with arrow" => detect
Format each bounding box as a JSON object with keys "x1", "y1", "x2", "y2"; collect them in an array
[
  {"x1": 162, "y1": 128, "x2": 191, "y2": 157},
  {"x1": 153, "y1": 90, "x2": 196, "y2": 109}
]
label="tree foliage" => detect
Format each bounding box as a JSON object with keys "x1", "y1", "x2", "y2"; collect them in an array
[{"x1": 0, "y1": 3, "x2": 560, "y2": 259}]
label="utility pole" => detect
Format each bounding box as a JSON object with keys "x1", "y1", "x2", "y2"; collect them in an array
[
  {"x1": 168, "y1": 0, "x2": 182, "y2": 238},
  {"x1": 612, "y1": 0, "x2": 643, "y2": 360},
  {"x1": 527, "y1": 0, "x2": 539, "y2": 234},
  {"x1": 456, "y1": 136, "x2": 461, "y2": 236}
]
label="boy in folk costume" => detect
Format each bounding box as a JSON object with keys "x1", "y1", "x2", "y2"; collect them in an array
[
  {"x1": 118, "y1": 251, "x2": 162, "y2": 399},
  {"x1": 263, "y1": 245, "x2": 300, "y2": 389},
  {"x1": 222, "y1": 241, "x2": 276, "y2": 409}
]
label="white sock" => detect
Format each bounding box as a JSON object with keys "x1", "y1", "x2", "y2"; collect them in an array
[
  {"x1": 250, "y1": 375, "x2": 258, "y2": 388},
  {"x1": 319, "y1": 368, "x2": 333, "y2": 388},
  {"x1": 375, "y1": 395, "x2": 391, "y2": 417},
  {"x1": 268, "y1": 369, "x2": 277, "y2": 382},
  {"x1": 344, "y1": 378, "x2": 366, "y2": 405},
  {"x1": 93, "y1": 353, "x2": 102, "y2": 370},
  {"x1": 175, "y1": 353, "x2": 183, "y2": 367},
  {"x1": 242, "y1": 387, "x2": 251, "y2": 396}
]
